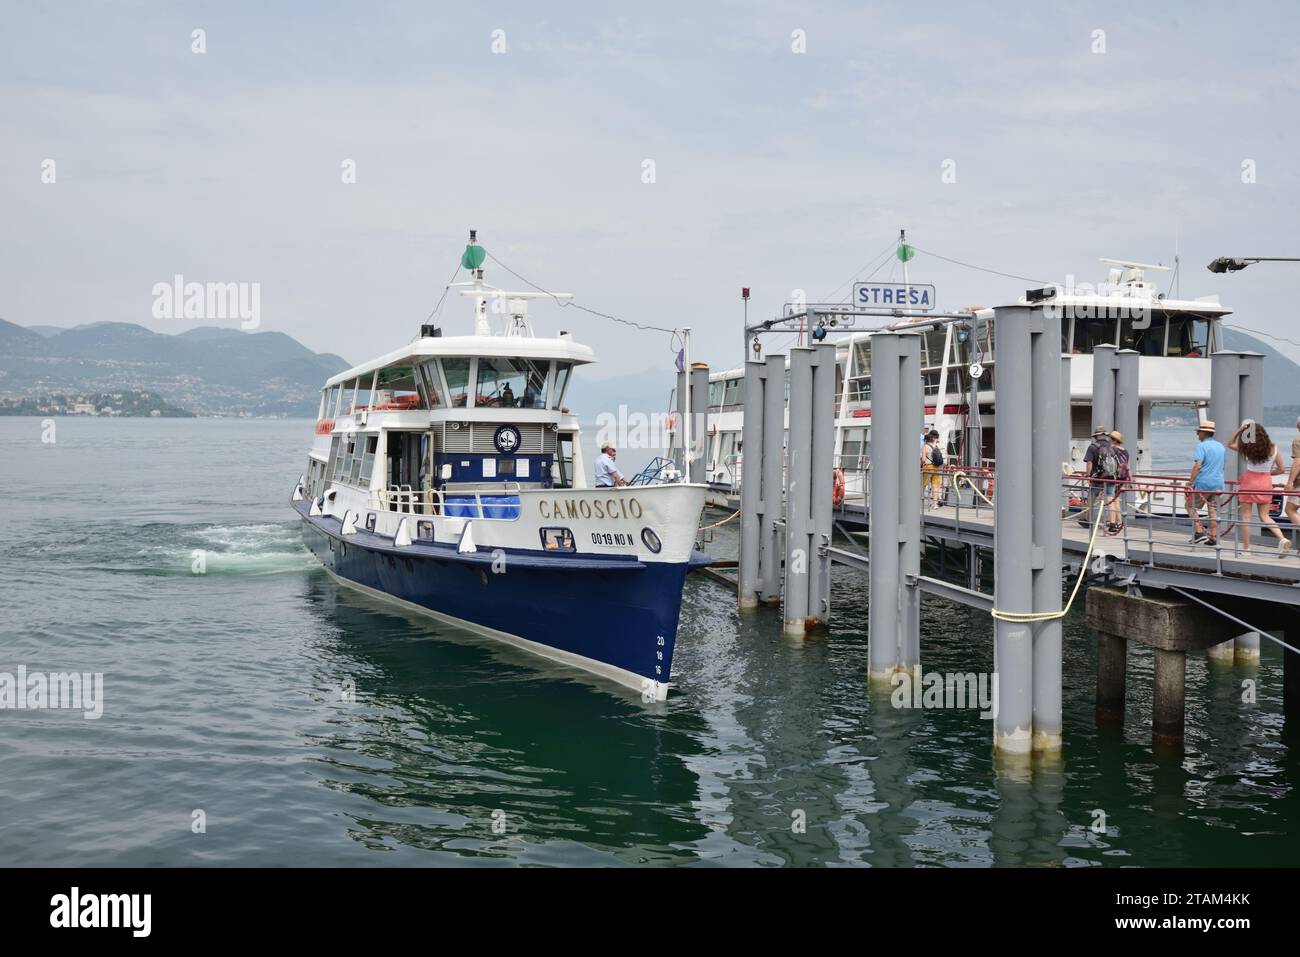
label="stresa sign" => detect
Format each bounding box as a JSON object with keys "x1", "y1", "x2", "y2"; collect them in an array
[{"x1": 853, "y1": 282, "x2": 936, "y2": 311}]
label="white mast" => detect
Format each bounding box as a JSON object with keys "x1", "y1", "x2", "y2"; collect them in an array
[{"x1": 683, "y1": 326, "x2": 692, "y2": 478}]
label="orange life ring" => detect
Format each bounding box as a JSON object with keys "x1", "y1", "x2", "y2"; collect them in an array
[{"x1": 832, "y1": 468, "x2": 846, "y2": 506}]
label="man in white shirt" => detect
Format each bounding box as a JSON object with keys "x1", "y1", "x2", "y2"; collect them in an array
[{"x1": 595, "y1": 444, "x2": 627, "y2": 487}]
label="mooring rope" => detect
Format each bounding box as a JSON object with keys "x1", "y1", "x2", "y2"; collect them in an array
[
  {"x1": 990, "y1": 496, "x2": 1106, "y2": 623},
  {"x1": 950, "y1": 469, "x2": 995, "y2": 507},
  {"x1": 699, "y1": 509, "x2": 740, "y2": 531}
]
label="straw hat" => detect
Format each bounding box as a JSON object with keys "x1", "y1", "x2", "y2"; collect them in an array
[
  {"x1": 1109, "y1": 430, "x2": 1123, "y2": 443},
  {"x1": 1197, "y1": 420, "x2": 1217, "y2": 434}
]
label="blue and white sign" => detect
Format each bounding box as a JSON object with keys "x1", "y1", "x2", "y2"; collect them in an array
[
  {"x1": 853, "y1": 282, "x2": 936, "y2": 311},
  {"x1": 494, "y1": 425, "x2": 522, "y2": 454}
]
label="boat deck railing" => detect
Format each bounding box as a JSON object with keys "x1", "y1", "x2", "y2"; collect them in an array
[{"x1": 368, "y1": 483, "x2": 524, "y2": 520}]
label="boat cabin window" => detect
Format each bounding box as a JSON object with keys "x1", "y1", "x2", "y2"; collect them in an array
[
  {"x1": 478, "y1": 356, "x2": 548, "y2": 409},
  {"x1": 540, "y1": 527, "x2": 576, "y2": 552},
  {"x1": 1166, "y1": 316, "x2": 1212, "y2": 357},
  {"x1": 1120, "y1": 314, "x2": 1167, "y2": 356},
  {"x1": 723, "y1": 377, "x2": 742, "y2": 406},
  {"x1": 551, "y1": 362, "x2": 573, "y2": 409},
  {"x1": 847, "y1": 339, "x2": 871, "y2": 402},
  {"x1": 442, "y1": 357, "x2": 474, "y2": 407},
  {"x1": 351, "y1": 377, "x2": 375, "y2": 414},
  {"x1": 371, "y1": 366, "x2": 431, "y2": 410},
  {"x1": 1072, "y1": 318, "x2": 1117, "y2": 354},
  {"x1": 339, "y1": 382, "x2": 356, "y2": 415}
]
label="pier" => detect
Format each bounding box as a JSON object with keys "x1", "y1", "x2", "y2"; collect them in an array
[{"x1": 728, "y1": 300, "x2": 1299, "y2": 763}]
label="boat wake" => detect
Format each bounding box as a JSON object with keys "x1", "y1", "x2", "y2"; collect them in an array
[{"x1": 58, "y1": 521, "x2": 317, "y2": 577}]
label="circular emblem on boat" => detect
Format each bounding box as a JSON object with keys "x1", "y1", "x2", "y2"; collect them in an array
[
  {"x1": 641, "y1": 527, "x2": 662, "y2": 554},
  {"x1": 494, "y1": 425, "x2": 522, "y2": 454}
]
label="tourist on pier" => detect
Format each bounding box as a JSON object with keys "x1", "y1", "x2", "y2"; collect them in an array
[
  {"x1": 1104, "y1": 431, "x2": 1131, "y2": 534},
  {"x1": 1284, "y1": 416, "x2": 1300, "y2": 530},
  {"x1": 1186, "y1": 420, "x2": 1224, "y2": 546},
  {"x1": 1227, "y1": 421, "x2": 1292, "y2": 556},
  {"x1": 595, "y1": 444, "x2": 628, "y2": 488},
  {"x1": 921, "y1": 430, "x2": 944, "y2": 508},
  {"x1": 1078, "y1": 427, "x2": 1110, "y2": 527}
]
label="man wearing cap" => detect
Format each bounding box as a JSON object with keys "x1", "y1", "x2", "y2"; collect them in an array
[
  {"x1": 1078, "y1": 427, "x2": 1111, "y2": 527},
  {"x1": 594, "y1": 443, "x2": 627, "y2": 488},
  {"x1": 1187, "y1": 419, "x2": 1225, "y2": 545}
]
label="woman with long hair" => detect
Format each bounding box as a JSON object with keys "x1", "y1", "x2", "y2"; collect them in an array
[{"x1": 1228, "y1": 420, "x2": 1292, "y2": 556}]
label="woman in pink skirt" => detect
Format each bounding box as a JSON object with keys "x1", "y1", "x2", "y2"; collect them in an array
[{"x1": 1228, "y1": 421, "x2": 1292, "y2": 556}]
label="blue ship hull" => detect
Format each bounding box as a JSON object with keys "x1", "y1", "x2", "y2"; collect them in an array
[{"x1": 294, "y1": 500, "x2": 694, "y2": 696}]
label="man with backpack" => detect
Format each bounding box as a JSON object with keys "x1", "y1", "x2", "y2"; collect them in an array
[{"x1": 1078, "y1": 427, "x2": 1113, "y2": 527}]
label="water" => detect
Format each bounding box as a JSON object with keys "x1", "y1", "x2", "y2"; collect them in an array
[{"x1": 2, "y1": 417, "x2": 1298, "y2": 866}]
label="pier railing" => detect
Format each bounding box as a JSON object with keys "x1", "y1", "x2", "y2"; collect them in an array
[{"x1": 839, "y1": 464, "x2": 1299, "y2": 578}]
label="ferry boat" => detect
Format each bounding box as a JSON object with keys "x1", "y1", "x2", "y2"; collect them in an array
[
  {"x1": 292, "y1": 235, "x2": 707, "y2": 700},
  {"x1": 673, "y1": 260, "x2": 1228, "y2": 512}
]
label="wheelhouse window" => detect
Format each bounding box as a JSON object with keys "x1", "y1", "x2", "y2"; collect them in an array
[
  {"x1": 478, "y1": 357, "x2": 548, "y2": 409},
  {"x1": 443, "y1": 357, "x2": 473, "y2": 407},
  {"x1": 374, "y1": 366, "x2": 431, "y2": 410},
  {"x1": 551, "y1": 362, "x2": 573, "y2": 409},
  {"x1": 413, "y1": 361, "x2": 445, "y2": 408},
  {"x1": 1166, "y1": 316, "x2": 1212, "y2": 357},
  {"x1": 1072, "y1": 318, "x2": 1117, "y2": 354},
  {"x1": 352, "y1": 377, "x2": 375, "y2": 413},
  {"x1": 1120, "y1": 314, "x2": 1167, "y2": 356}
]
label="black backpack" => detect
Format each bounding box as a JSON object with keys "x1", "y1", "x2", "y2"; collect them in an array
[
  {"x1": 929, "y1": 445, "x2": 944, "y2": 467},
  {"x1": 1094, "y1": 441, "x2": 1121, "y2": 480}
]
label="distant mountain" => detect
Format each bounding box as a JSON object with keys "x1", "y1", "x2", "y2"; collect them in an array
[
  {"x1": 1221, "y1": 327, "x2": 1300, "y2": 411},
  {"x1": 565, "y1": 365, "x2": 677, "y2": 425},
  {"x1": 0, "y1": 319, "x2": 349, "y2": 417}
]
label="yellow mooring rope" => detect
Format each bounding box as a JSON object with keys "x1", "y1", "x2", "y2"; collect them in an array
[
  {"x1": 990, "y1": 495, "x2": 1107, "y2": 623},
  {"x1": 950, "y1": 470, "x2": 995, "y2": 507}
]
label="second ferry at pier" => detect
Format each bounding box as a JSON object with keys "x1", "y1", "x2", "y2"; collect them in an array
[
  {"x1": 291, "y1": 234, "x2": 707, "y2": 700},
  {"x1": 675, "y1": 259, "x2": 1229, "y2": 512}
]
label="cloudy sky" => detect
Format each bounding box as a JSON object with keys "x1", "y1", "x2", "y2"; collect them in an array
[{"x1": 4, "y1": 1, "x2": 1299, "y2": 377}]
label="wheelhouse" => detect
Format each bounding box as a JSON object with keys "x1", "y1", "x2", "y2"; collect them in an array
[{"x1": 304, "y1": 334, "x2": 593, "y2": 515}]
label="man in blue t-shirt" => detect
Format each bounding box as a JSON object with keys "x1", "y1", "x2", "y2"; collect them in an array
[{"x1": 1187, "y1": 420, "x2": 1225, "y2": 544}]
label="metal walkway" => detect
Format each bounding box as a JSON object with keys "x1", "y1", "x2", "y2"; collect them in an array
[{"x1": 822, "y1": 470, "x2": 1300, "y2": 605}]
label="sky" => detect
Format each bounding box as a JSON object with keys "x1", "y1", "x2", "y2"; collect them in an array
[{"x1": 3, "y1": 0, "x2": 1300, "y2": 380}]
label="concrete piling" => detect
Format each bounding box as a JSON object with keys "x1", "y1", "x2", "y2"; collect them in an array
[
  {"x1": 1030, "y1": 320, "x2": 1065, "y2": 754},
  {"x1": 783, "y1": 349, "x2": 814, "y2": 636},
  {"x1": 759, "y1": 354, "x2": 785, "y2": 604},
  {"x1": 689, "y1": 364, "x2": 709, "y2": 485},
  {"x1": 1095, "y1": 633, "x2": 1127, "y2": 726},
  {"x1": 1087, "y1": 587, "x2": 1242, "y2": 745},
  {"x1": 867, "y1": 332, "x2": 922, "y2": 686},
  {"x1": 807, "y1": 343, "x2": 837, "y2": 631},
  {"x1": 738, "y1": 359, "x2": 766, "y2": 610},
  {"x1": 993, "y1": 306, "x2": 1064, "y2": 757}
]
